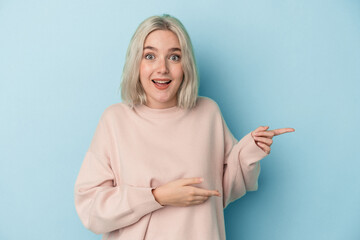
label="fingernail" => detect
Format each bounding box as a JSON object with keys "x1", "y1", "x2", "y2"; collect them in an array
[{"x1": 199, "y1": 178, "x2": 204, "y2": 182}]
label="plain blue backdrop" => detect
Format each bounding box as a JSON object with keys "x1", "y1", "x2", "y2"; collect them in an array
[{"x1": 0, "y1": 0, "x2": 359, "y2": 239}]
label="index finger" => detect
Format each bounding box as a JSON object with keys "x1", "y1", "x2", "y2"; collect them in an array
[
  {"x1": 196, "y1": 188, "x2": 221, "y2": 197},
  {"x1": 270, "y1": 128, "x2": 295, "y2": 136}
]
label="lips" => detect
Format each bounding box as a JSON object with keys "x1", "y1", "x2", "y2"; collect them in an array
[{"x1": 152, "y1": 79, "x2": 172, "y2": 90}]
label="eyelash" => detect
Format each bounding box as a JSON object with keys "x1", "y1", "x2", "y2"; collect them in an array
[
  {"x1": 144, "y1": 53, "x2": 155, "y2": 60},
  {"x1": 170, "y1": 55, "x2": 181, "y2": 61},
  {"x1": 144, "y1": 53, "x2": 181, "y2": 62}
]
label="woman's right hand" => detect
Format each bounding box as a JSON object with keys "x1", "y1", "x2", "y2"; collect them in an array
[{"x1": 151, "y1": 177, "x2": 221, "y2": 207}]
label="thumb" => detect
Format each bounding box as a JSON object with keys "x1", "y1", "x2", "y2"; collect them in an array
[
  {"x1": 253, "y1": 125, "x2": 269, "y2": 134},
  {"x1": 179, "y1": 177, "x2": 203, "y2": 186}
]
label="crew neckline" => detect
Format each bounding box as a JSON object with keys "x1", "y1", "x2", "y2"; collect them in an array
[{"x1": 134, "y1": 103, "x2": 186, "y2": 119}]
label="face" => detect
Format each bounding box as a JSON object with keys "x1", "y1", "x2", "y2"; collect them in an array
[{"x1": 139, "y1": 30, "x2": 184, "y2": 109}]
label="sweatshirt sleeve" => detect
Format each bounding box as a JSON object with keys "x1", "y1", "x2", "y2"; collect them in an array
[
  {"x1": 221, "y1": 117, "x2": 269, "y2": 209},
  {"x1": 74, "y1": 113, "x2": 164, "y2": 234}
]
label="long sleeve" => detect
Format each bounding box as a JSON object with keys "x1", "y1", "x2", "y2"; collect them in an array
[
  {"x1": 74, "y1": 113, "x2": 164, "y2": 234},
  {"x1": 222, "y1": 117, "x2": 269, "y2": 209},
  {"x1": 74, "y1": 97, "x2": 270, "y2": 239}
]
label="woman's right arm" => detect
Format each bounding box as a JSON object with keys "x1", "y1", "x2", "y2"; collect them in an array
[
  {"x1": 151, "y1": 177, "x2": 221, "y2": 207},
  {"x1": 74, "y1": 115, "x2": 164, "y2": 234}
]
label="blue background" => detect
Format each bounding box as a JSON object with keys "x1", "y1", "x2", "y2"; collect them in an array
[{"x1": 1, "y1": 0, "x2": 359, "y2": 239}]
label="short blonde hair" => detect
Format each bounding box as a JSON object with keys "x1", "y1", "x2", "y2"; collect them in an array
[{"x1": 119, "y1": 14, "x2": 199, "y2": 109}]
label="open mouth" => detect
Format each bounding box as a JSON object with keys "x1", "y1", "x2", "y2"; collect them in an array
[
  {"x1": 152, "y1": 80, "x2": 172, "y2": 90},
  {"x1": 152, "y1": 80, "x2": 172, "y2": 85}
]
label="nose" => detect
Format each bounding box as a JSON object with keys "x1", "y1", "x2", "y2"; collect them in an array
[{"x1": 156, "y1": 57, "x2": 169, "y2": 74}]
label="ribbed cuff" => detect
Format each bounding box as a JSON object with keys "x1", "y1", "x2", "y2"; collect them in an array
[
  {"x1": 238, "y1": 132, "x2": 269, "y2": 166},
  {"x1": 125, "y1": 184, "x2": 165, "y2": 215}
]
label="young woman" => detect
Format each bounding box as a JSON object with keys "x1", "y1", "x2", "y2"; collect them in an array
[{"x1": 74, "y1": 14, "x2": 295, "y2": 240}]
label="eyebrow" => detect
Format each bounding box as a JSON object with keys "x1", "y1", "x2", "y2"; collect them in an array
[{"x1": 143, "y1": 46, "x2": 181, "y2": 52}]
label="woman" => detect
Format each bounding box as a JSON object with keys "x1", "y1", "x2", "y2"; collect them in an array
[{"x1": 74, "y1": 14, "x2": 295, "y2": 240}]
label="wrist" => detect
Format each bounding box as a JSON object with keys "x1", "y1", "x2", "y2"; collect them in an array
[{"x1": 152, "y1": 188, "x2": 165, "y2": 206}]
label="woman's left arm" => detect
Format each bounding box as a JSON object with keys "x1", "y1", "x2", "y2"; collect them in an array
[
  {"x1": 241, "y1": 126, "x2": 295, "y2": 191},
  {"x1": 222, "y1": 123, "x2": 295, "y2": 208}
]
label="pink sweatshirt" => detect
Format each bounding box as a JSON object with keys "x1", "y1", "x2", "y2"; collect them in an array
[{"x1": 74, "y1": 96, "x2": 268, "y2": 240}]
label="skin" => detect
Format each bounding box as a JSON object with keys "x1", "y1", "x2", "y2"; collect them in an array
[
  {"x1": 140, "y1": 30, "x2": 295, "y2": 207},
  {"x1": 139, "y1": 30, "x2": 184, "y2": 109},
  {"x1": 251, "y1": 126, "x2": 295, "y2": 154}
]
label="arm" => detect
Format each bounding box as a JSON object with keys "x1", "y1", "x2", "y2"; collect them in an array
[
  {"x1": 74, "y1": 115, "x2": 164, "y2": 234},
  {"x1": 221, "y1": 117, "x2": 269, "y2": 209}
]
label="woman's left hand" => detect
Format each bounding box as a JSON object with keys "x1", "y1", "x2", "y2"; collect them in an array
[{"x1": 251, "y1": 126, "x2": 295, "y2": 154}]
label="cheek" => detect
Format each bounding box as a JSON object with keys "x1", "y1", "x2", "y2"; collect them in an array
[
  {"x1": 172, "y1": 65, "x2": 184, "y2": 80},
  {"x1": 140, "y1": 63, "x2": 152, "y2": 79}
]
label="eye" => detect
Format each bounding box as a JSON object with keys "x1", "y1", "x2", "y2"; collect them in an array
[
  {"x1": 144, "y1": 53, "x2": 155, "y2": 60},
  {"x1": 169, "y1": 54, "x2": 181, "y2": 62}
]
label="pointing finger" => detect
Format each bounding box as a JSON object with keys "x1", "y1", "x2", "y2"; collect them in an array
[
  {"x1": 198, "y1": 189, "x2": 221, "y2": 197},
  {"x1": 270, "y1": 128, "x2": 295, "y2": 136}
]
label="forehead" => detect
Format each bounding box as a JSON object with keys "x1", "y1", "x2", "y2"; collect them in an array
[{"x1": 144, "y1": 30, "x2": 180, "y2": 48}]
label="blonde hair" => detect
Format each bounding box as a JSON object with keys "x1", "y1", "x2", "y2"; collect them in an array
[{"x1": 119, "y1": 14, "x2": 199, "y2": 109}]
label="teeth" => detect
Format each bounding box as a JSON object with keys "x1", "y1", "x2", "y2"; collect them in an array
[{"x1": 153, "y1": 80, "x2": 171, "y2": 84}]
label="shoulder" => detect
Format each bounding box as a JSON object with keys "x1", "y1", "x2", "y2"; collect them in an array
[
  {"x1": 99, "y1": 102, "x2": 131, "y2": 122},
  {"x1": 190, "y1": 96, "x2": 223, "y2": 121},
  {"x1": 195, "y1": 96, "x2": 222, "y2": 114}
]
